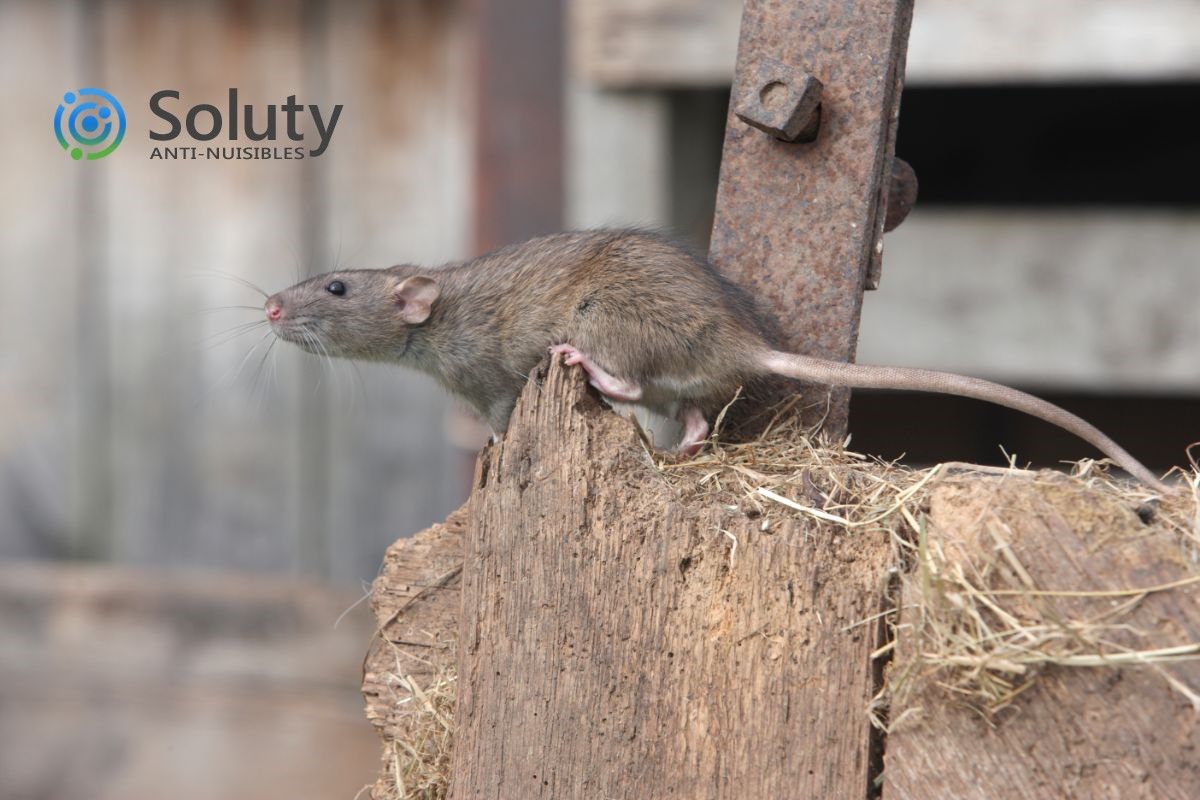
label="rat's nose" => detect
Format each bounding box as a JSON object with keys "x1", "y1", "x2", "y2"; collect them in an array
[{"x1": 265, "y1": 299, "x2": 283, "y2": 321}]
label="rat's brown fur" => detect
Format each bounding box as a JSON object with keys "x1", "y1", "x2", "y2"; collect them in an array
[
  {"x1": 269, "y1": 230, "x2": 768, "y2": 429},
  {"x1": 266, "y1": 229, "x2": 1167, "y2": 490}
]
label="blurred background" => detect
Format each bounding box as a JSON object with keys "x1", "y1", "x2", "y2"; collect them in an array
[{"x1": 1, "y1": 0, "x2": 1197, "y2": 798}]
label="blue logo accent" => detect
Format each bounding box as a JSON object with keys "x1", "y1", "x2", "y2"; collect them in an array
[{"x1": 54, "y1": 88, "x2": 126, "y2": 160}]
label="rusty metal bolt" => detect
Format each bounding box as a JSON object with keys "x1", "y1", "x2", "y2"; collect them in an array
[
  {"x1": 734, "y1": 58, "x2": 823, "y2": 143},
  {"x1": 883, "y1": 158, "x2": 918, "y2": 232}
]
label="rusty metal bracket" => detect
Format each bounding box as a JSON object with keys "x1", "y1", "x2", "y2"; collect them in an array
[{"x1": 709, "y1": 0, "x2": 916, "y2": 437}]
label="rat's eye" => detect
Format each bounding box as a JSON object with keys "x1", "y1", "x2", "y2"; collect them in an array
[{"x1": 326, "y1": 280, "x2": 346, "y2": 296}]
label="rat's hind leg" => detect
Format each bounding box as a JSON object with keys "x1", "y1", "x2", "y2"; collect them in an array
[
  {"x1": 549, "y1": 344, "x2": 643, "y2": 402},
  {"x1": 677, "y1": 406, "x2": 710, "y2": 455}
]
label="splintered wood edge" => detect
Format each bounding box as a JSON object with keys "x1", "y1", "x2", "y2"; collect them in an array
[{"x1": 363, "y1": 505, "x2": 466, "y2": 740}]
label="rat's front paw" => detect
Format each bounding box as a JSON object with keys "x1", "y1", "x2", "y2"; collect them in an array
[{"x1": 548, "y1": 343, "x2": 584, "y2": 366}]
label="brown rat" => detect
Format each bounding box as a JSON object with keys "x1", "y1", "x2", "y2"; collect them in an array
[{"x1": 264, "y1": 229, "x2": 1167, "y2": 491}]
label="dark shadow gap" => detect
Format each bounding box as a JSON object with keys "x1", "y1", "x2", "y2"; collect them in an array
[
  {"x1": 849, "y1": 390, "x2": 1197, "y2": 475},
  {"x1": 865, "y1": 566, "x2": 901, "y2": 799},
  {"x1": 896, "y1": 83, "x2": 1200, "y2": 207}
]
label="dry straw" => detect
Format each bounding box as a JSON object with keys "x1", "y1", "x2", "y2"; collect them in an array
[
  {"x1": 376, "y1": 400, "x2": 1199, "y2": 796},
  {"x1": 375, "y1": 658, "x2": 456, "y2": 800},
  {"x1": 655, "y1": 405, "x2": 1200, "y2": 726}
]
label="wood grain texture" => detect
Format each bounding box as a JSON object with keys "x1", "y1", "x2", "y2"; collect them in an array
[
  {"x1": 858, "y1": 211, "x2": 1200, "y2": 393},
  {"x1": 0, "y1": 0, "x2": 470, "y2": 583},
  {"x1": 0, "y1": 563, "x2": 377, "y2": 800},
  {"x1": 571, "y1": 0, "x2": 1200, "y2": 87},
  {"x1": 884, "y1": 480, "x2": 1200, "y2": 800},
  {"x1": 571, "y1": 0, "x2": 741, "y2": 87},
  {"x1": 451, "y1": 358, "x2": 894, "y2": 798},
  {"x1": 474, "y1": 0, "x2": 564, "y2": 252}
]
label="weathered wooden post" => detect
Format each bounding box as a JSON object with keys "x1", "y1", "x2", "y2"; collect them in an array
[{"x1": 445, "y1": 1, "x2": 917, "y2": 797}]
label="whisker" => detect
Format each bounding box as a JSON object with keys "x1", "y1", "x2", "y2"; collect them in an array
[
  {"x1": 193, "y1": 305, "x2": 262, "y2": 317},
  {"x1": 204, "y1": 328, "x2": 273, "y2": 395},
  {"x1": 204, "y1": 326, "x2": 268, "y2": 352},
  {"x1": 252, "y1": 338, "x2": 279, "y2": 409},
  {"x1": 269, "y1": 337, "x2": 281, "y2": 397},
  {"x1": 310, "y1": 330, "x2": 337, "y2": 394},
  {"x1": 194, "y1": 269, "x2": 270, "y2": 298},
  {"x1": 317, "y1": 326, "x2": 355, "y2": 406},
  {"x1": 204, "y1": 319, "x2": 269, "y2": 349},
  {"x1": 230, "y1": 329, "x2": 275, "y2": 385},
  {"x1": 299, "y1": 330, "x2": 327, "y2": 393},
  {"x1": 205, "y1": 318, "x2": 267, "y2": 337},
  {"x1": 279, "y1": 323, "x2": 367, "y2": 410},
  {"x1": 289, "y1": 294, "x2": 334, "y2": 315}
]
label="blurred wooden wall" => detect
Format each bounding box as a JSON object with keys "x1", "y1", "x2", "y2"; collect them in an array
[{"x1": 0, "y1": 0, "x2": 473, "y2": 584}]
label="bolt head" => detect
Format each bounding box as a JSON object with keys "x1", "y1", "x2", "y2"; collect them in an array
[{"x1": 734, "y1": 58, "x2": 824, "y2": 143}]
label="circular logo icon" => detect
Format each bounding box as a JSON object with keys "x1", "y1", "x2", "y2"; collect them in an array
[{"x1": 54, "y1": 88, "x2": 126, "y2": 161}]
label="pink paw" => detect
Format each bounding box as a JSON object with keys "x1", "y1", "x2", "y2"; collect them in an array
[
  {"x1": 676, "y1": 407, "x2": 710, "y2": 455},
  {"x1": 548, "y1": 343, "x2": 584, "y2": 366},
  {"x1": 549, "y1": 342, "x2": 644, "y2": 403}
]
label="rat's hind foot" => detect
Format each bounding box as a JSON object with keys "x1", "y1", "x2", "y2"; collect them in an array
[
  {"x1": 677, "y1": 406, "x2": 710, "y2": 455},
  {"x1": 549, "y1": 344, "x2": 643, "y2": 402}
]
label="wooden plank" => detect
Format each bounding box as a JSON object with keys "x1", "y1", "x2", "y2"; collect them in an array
[
  {"x1": 99, "y1": 0, "x2": 308, "y2": 571},
  {"x1": 908, "y1": 0, "x2": 1200, "y2": 84},
  {"x1": 565, "y1": 85, "x2": 670, "y2": 229},
  {"x1": 573, "y1": 0, "x2": 1200, "y2": 88},
  {"x1": 0, "y1": 563, "x2": 377, "y2": 800},
  {"x1": 474, "y1": 0, "x2": 564, "y2": 251},
  {"x1": 884, "y1": 479, "x2": 1200, "y2": 799},
  {"x1": 451, "y1": 358, "x2": 894, "y2": 798},
  {"x1": 858, "y1": 211, "x2": 1200, "y2": 392},
  {"x1": 571, "y1": 0, "x2": 741, "y2": 87},
  {"x1": 0, "y1": 1, "x2": 471, "y2": 582},
  {"x1": 0, "y1": 1, "x2": 92, "y2": 557}
]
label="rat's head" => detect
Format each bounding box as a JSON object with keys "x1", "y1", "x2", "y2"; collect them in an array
[{"x1": 264, "y1": 268, "x2": 440, "y2": 361}]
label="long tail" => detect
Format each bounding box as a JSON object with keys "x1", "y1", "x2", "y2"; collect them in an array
[{"x1": 761, "y1": 350, "x2": 1166, "y2": 491}]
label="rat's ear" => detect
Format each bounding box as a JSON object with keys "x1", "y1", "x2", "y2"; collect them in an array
[{"x1": 394, "y1": 275, "x2": 440, "y2": 324}]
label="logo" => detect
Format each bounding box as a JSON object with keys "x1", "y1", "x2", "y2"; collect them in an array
[
  {"x1": 54, "y1": 88, "x2": 126, "y2": 161},
  {"x1": 148, "y1": 89, "x2": 342, "y2": 160}
]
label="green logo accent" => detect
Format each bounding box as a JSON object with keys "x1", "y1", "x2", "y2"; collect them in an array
[{"x1": 55, "y1": 88, "x2": 126, "y2": 160}]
